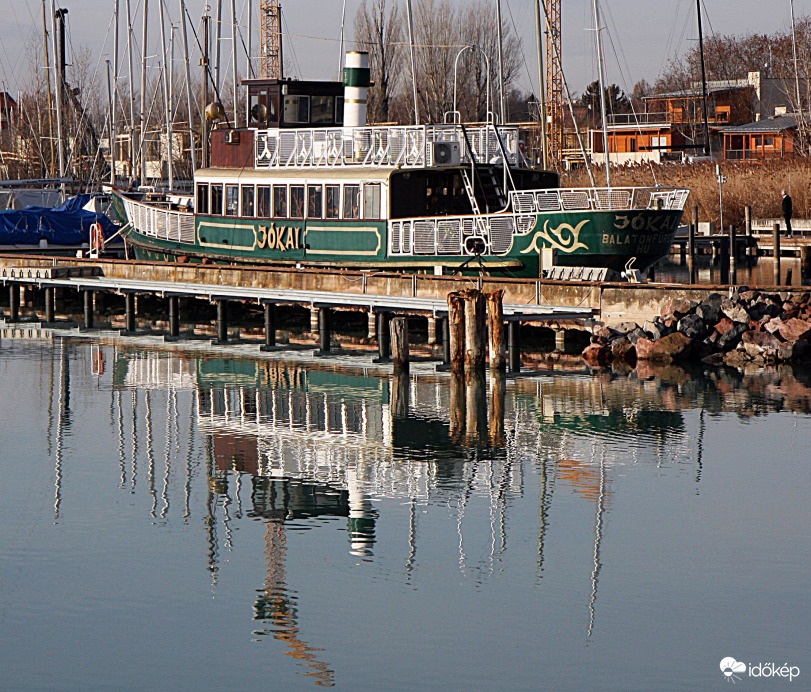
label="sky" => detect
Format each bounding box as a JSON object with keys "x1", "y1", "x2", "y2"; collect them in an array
[{"x1": 0, "y1": 0, "x2": 808, "y2": 102}]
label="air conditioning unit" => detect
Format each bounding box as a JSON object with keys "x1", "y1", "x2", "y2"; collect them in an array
[{"x1": 432, "y1": 141, "x2": 461, "y2": 167}]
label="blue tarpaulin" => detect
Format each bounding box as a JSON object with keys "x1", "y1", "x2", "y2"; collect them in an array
[{"x1": 0, "y1": 194, "x2": 120, "y2": 245}]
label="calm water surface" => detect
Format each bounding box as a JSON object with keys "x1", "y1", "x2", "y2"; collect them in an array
[{"x1": 0, "y1": 336, "x2": 809, "y2": 690}]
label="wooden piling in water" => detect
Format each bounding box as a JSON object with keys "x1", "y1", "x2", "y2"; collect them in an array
[
  {"x1": 124, "y1": 292, "x2": 136, "y2": 332},
  {"x1": 216, "y1": 299, "x2": 228, "y2": 343},
  {"x1": 447, "y1": 292, "x2": 465, "y2": 373},
  {"x1": 773, "y1": 223, "x2": 781, "y2": 284},
  {"x1": 317, "y1": 307, "x2": 331, "y2": 354},
  {"x1": 508, "y1": 320, "x2": 521, "y2": 373},
  {"x1": 462, "y1": 288, "x2": 486, "y2": 376},
  {"x1": 745, "y1": 205, "x2": 754, "y2": 258},
  {"x1": 486, "y1": 289, "x2": 505, "y2": 370},
  {"x1": 83, "y1": 290, "x2": 94, "y2": 329},
  {"x1": 44, "y1": 287, "x2": 54, "y2": 323},
  {"x1": 375, "y1": 311, "x2": 392, "y2": 362},
  {"x1": 390, "y1": 316, "x2": 409, "y2": 371},
  {"x1": 261, "y1": 301, "x2": 276, "y2": 350},
  {"x1": 687, "y1": 222, "x2": 696, "y2": 283},
  {"x1": 489, "y1": 369, "x2": 506, "y2": 446},
  {"x1": 449, "y1": 369, "x2": 465, "y2": 442},
  {"x1": 168, "y1": 295, "x2": 180, "y2": 337}
]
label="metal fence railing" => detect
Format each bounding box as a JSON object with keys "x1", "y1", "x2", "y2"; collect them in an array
[{"x1": 123, "y1": 197, "x2": 196, "y2": 245}]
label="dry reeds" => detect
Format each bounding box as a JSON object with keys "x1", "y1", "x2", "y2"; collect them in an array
[{"x1": 561, "y1": 158, "x2": 811, "y2": 229}]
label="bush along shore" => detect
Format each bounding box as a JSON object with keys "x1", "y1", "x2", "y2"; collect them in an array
[{"x1": 583, "y1": 289, "x2": 811, "y2": 369}]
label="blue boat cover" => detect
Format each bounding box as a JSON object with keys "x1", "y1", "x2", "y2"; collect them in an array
[{"x1": 0, "y1": 194, "x2": 120, "y2": 245}]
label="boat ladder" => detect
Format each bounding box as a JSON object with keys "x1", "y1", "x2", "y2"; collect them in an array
[{"x1": 460, "y1": 168, "x2": 490, "y2": 242}]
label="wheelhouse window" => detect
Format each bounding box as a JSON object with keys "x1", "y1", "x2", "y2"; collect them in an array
[
  {"x1": 311, "y1": 96, "x2": 335, "y2": 124},
  {"x1": 307, "y1": 185, "x2": 323, "y2": 218},
  {"x1": 273, "y1": 185, "x2": 287, "y2": 217},
  {"x1": 363, "y1": 183, "x2": 381, "y2": 219},
  {"x1": 257, "y1": 186, "x2": 271, "y2": 217},
  {"x1": 241, "y1": 185, "x2": 255, "y2": 217},
  {"x1": 210, "y1": 184, "x2": 224, "y2": 216},
  {"x1": 344, "y1": 185, "x2": 360, "y2": 219},
  {"x1": 196, "y1": 183, "x2": 209, "y2": 214},
  {"x1": 283, "y1": 95, "x2": 310, "y2": 124},
  {"x1": 290, "y1": 185, "x2": 305, "y2": 218},
  {"x1": 225, "y1": 184, "x2": 239, "y2": 216},
  {"x1": 326, "y1": 185, "x2": 340, "y2": 219}
]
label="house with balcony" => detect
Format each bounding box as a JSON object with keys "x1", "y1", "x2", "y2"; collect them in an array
[{"x1": 721, "y1": 114, "x2": 798, "y2": 161}]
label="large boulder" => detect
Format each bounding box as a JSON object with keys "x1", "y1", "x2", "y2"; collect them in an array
[
  {"x1": 717, "y1": 323, "x2": 748, "y2": 351},
  {"x1": 721, "y1": 297, "x2": 750, "y2": 324},
  {"x1": 777, "y1": 317, "x2": 811, "y2": 343},
  {"x1": 677, "y1": 313, "x2": 708, "y2": 340},
  {"x1": 696, "y1": 301, "x2": 722, "y2": 325},
  {"x1": 582, "y1": 343, "x2": 612, "y2": 367},
  {"x1": 654, "y1": 332, "x2": 694, "y2": 361},
  {"x1": 610, "y1": 336, "x2": 637, "y2": 364},
  {"x1": 660, "y1": 298, "x2": 695, "y2": 321},
  {"x1": 642, "y1": 320, "x2": 663, "y2": 340},
  {"x1": 634, "y1": 337, "x2": 658, "y2": 361},
  {"x1": 742, "y1": 331, "x2": 781, "y2": 360}
]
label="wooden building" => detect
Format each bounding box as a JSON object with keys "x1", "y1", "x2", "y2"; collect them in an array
[{"x1": 721, "y1": 115, "x2": 798, "y2": 161}]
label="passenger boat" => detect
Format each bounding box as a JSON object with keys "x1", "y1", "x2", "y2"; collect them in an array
[{"x1": 114, "y1": 52, "x2": 689, "y2": 278}]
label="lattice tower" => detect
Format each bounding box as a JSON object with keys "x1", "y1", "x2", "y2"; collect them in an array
[
  {"x1": 544, "y1": 0, "x2": 563, "y2": 168},
  {"x1": 260, "y1": 0, "x2": 283, "y2": 79}
]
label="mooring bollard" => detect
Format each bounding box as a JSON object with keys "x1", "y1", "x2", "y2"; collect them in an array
[
  {"x1": 486, "y1": 289, "x2": 505, "y2": 370},
  {"x1": 773, "y1": 223, "x2": 781, "y2": 285},
  {"x1": 390, "y1": 316, "x2": 409, "y2": 370},
  {"x1": 447, "y1": 292, "x2": 465, "y2": 373}
]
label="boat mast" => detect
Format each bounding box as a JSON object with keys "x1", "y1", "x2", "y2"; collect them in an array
[
  {"x1": 111, "y1": 0, "x2": 120, "y2": 184},
  {"x1": 592, "y1": 0, "x2": 610, "y2": 186},
  {"x1": 202, "y1": 12, "x2": 210, "y2": 168},
  {"x1": 231, "y1": 0, "x2": 238, "y2": 126},
  {"x1": 42, "y1": 0, "x2": 55, "y2": 177},
  {"x1": 126, "y1": 0, "x2": 136, "y2": 179},
  {"x1": 696, "y1": 0, "x2": 710, "y2": 157},
  {"x1": 159, "y1": 0, "x2": 174, "y2": 188},
  {"x1": 215, "y1": 0, "x2": 223, "y2": 96},
  {"x1": 179, "y1": 0, "x2": 197, "y2": 172},
  {"x1": 140, "y1": 0, "x2": 149, "y2": 184},
  {"x1": 339, "y1": 0, "x2": 347, "y2": 77},
  {"x1": 405, "y1": 0, "x2": 419, "y2": 125},
  {"x1": 496, "y1": 0, "x2": 505, "y2": 124},
  {"x1": 50, "y1": 1, "x2": 66, "y2": 187},
  {"x1": 534, "y1": 0, "x2": 548, "y2": 169}
]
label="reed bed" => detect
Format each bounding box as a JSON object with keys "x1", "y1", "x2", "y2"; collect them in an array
[{"x1": 560, "y1": 159, "x2": 811, "y2": 229}]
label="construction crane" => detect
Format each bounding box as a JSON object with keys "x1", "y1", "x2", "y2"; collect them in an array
[
  {"x1": 260, "y1": 0, "x2": 283, "y2": 79},
  {"x1": 544, "y1": 0, "x2": 563, "y2": 168}
]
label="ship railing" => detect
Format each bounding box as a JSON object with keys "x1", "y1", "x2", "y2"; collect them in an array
[
  {"x1": 509, "y1": 186, "x2": 690, "y2": 214},
  {"x1": 389, "y1": 213, "x2": 536, "y2": 257},
  {"x1": 254, "y1": 123, "x2": 521, "y2": 169},
  {"x1": 122, "y1": 195, "x2": 196, "y2": 245}
]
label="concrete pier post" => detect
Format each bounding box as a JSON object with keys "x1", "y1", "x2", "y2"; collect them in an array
[
  {"x1": 45, "y1": 287, "x2": 55, "y2": 323},
  {"x1": 427, "y1": 316, "x2": 437, "y2": 345},
  {"x1": 317, "y1": 306, "x2": 331, "y2": 354},
  {"x1": 8, "y1": 283, "x2": 19, "y2": 322},
  {"x1": 125, "y1": 293, "x2": 136, "y2": 333},
  {"x1": 310, "y1": 306, "x2": 320, "y2": 334},
  {"x1": 555, "y1": 328, "x2": 566, "y2": 351},
  {"x1": 374, "y1": 311, "x2": 391, "y2": 362},
  {"x1": 441, "y1": 315, "x2": 451, "y2": 365},
  {"x1": 391, "y1": 316, "x2": 410, "y2": 371},
  {"x1": 216, "y1": 299, "x2": 228, "y2": 343},
  {"x1": 773, "y1": 223, "x2": 781, "y2": 285},
  {"x1": 367, "y1": 310, "x2": 376, "y2": 340},
  {"x1": 508, "y1": 320, "x2": 521, "y2": 373},
  {"x1": 168, "y1": 296, "x2": 180, "y2": 337},
  {"x1": 83, "y1": 290, "x2": 94, "y2": 330},
  {"x1": 261, "y1": 302, "x2": 276, "y2": 350}
]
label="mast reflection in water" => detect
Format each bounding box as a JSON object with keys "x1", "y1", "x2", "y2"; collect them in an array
[{"x1": 0, "y1": 334, "x2": 809, "y2": 691}]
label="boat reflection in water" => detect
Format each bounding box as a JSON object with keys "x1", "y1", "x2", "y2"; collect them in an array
[{"x1": 30, "y1": 335, "x2": 811, "y2": 684}]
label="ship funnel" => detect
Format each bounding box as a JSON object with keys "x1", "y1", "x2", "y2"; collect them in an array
[{"x1": 343, "y1": 51, "x2": 370, "y2": 127}]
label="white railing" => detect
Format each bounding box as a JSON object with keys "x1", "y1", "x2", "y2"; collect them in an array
[
  {"x1": 122, "y1": 196, "x2": 196, "y2": 245},
  {"x1": 510, "y1": 186, "x2": 690, "y2": 214},
  {"x1": 389, "y1": 213, "x2": 536, "y2": 257},
  {"x1": 254, "y1": 123, "x2": 521, "y2": 169}
]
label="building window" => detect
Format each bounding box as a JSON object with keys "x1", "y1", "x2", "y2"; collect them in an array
[
  {"x1": 242, "y1": 185, "x2": 255, "y2": 217},
  {"x1": 629, "y1": 138, "x2": 637, "y2": 152},
  {"x1": 764, "y1": 136, "x2": 775, "y2": 148},
  {"x1": 257, "y1": 185, "x2": 271, "y2": 217},
  {"x1": 225, "y1": 185, "x2": 239, "y2": 215},
  {"x1": 196, "y1": 183, "x2": 209, "y2": 215},
  {"x1": 326, "y1": 185, "x2": 340, "y2": 218},
  {"x1": 307, "y1": 185, "x2": 323, "y2": 218},
  {"x1": 283, "y1": 95, "x2": 310, "y2": 124},
  {"x1": 210, "y1": 184, "x2": 223, "y2": 216},
  {"x1": 344, "y1": 185, "x2": 360, "y2": 219},
  {"x1": 290, "y1": 185, "x2": 305, "y2": 218},
  {"x1": 273, "y1": 185, "x2": 287, "y2": 217},
  {"x1": 363, "y1": 183, "x2": 381, "y2": 219}
]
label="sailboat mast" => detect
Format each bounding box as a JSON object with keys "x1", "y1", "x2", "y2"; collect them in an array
[
  {"x1": 50, "y1": 0, "x2": 66, "y2": 183},
  {"x1": 159, "y1": 0, "x2": 174, "y2": 188},
  {"x1": 140, "y1": 0, "x2": 149, "y2": 184},
  {"x1": 696, "y1": 0, "x2": 710, "y2": 157},
  {"x1": 179, "y1": 0, "x2": 197, "y2": 172},
  {"x1": 592, "y1": 0, "x2": 610, "y2": 186},
  {"x1": 42, "y1": 0, "x2": 55, "y2": 177},
  {"x1": 111, "y1": 0, "x2": 120, "y2": 184},
  {"x1": 496, "y1": 0, "x2": 505, "y2": 124},
  {"x1": 534, "y1": 0, "x2": 548, "y2": 169},
  {"x1": 126, "y1": 0, "x2": 136, "y2": 179},
  {"x1": 405, "y1": 0, "x2": 419, "y2": 125},
  {"x1": 231, "y1": 0, "x2": 238, "y2": 126}
]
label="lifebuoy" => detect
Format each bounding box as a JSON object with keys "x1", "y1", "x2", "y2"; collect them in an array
[{"x1": 89, "y1": 222, "x2": 104, "y2": 249}]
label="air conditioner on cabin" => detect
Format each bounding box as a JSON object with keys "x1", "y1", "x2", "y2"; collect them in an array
[
  {"x1": 225, "y1": 130, "x2": 241, "y2": 145},
  {"x1": 432, "y1": 141, "x2": 461, "y2": 166}
]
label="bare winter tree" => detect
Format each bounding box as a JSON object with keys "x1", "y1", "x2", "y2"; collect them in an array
[{"x1": 354, "y1": 0, "x2": 403, "y2": 124}]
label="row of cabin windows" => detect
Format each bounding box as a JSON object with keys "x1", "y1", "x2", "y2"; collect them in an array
[
  {"x1": 249, "y1": 92, "x2": 344, "y2": 126},
  {"x1": 196, "y1": 182, "x2": 382, "y2": 220}
]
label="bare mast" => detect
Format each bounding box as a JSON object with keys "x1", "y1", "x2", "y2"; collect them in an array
[{"x1": 592, "y1": 0, "x2": 610, "y2": 186}]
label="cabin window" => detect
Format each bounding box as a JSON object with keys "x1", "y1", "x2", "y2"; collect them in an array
[
  {"x1": 311, "y1": 96, "x2": 335, "y2": 124},
  {"x1": 196, "y1": 183, "x2": 209, "y2": 214},
  {"x1": 241, "y1": 185, "x2": 255, "y2": 217},
  {"x1": 273, "y1": 185, "x2": 287, "y2": 217},
  {"x1": 283, "y1": 95, "x2": 310, "y2": 124},
  {"x1": 257, "y1": 185, "x2": 271, "y2": 217},
  {"x1": 335, "y1": 97, "x2": 344, "y2": 125},
  {"x1": 249, "y1": 88, "x2": 270, "y2": 125},
  {"x1": 210, "y1": 184, "x2": 224, "y2": 216},
  {"x1": 753, "y1": 136, "x2": 762, "y2": 148},
  {"x1": 326, "y1": 185, "x2": 340, "y2": 218},
  {"x1": 629, "y1": 138, "x2": 637, "y2": 153},
  {"x1": 363, "y1": 183, "x2": 381, "y2": 219},
  {"x1": 290, "y1": 185, "x2": 305, "y2": 218},
  {"x1": 225, "y1": 185, "x2": 239, "y2": 215},
  {"x1": 764, "y1": 136, "x2": 775, "y2": 147},
  {"x1": 307, "y1": 185, "x2": 323, "y2": 218},
  {"x1": 344, "y1": 185, "x2": 360, "y2": 219}
]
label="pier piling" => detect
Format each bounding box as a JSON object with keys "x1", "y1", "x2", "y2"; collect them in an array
[
  {"x1": 44, "y1": 287, "x2": 55, "y2": 323},
  {"x1": 8, "y1": 283, "x2": 19, "y2": 322},
  {"x1": 441, "y1": 315, "x2": 451, "y2": 365},
  {"x1": 83, "y1": 290, "x2": 94, "y2": 329},
  {"x1": 261, "y1": 301, "x2": 276, "y2": 350},
  {"x1": 508, "y1": 320, "x2": 521, "y2": 373},
  {"x1": 216, "y1": 299, "x2": 229, "y2": 343},
  {"x1": 773, "y1": 223, "x2": 781, "y2": 284},
  {"x1": 374, "y1": 311, "x2": 391, "y2": 362},
  {"x1": 447, "y1": 292, "x2": 465, "y2": 373},
  {"x1": 486, "y1": 290, "x2": 505, "y2": 371},
  {"x1": 124, "y1": 293, "x2": 136, "y2": 333},
  {"x1": 317, "y1": 306, "x2": 331, "y2": 355},
  {"x1": 462, "y1": 289, "x2": 486, "y2": 377},
  {"x1": 391, "y1": 316, "x2": 409, "y2": 370},
  {"x1": 168, "y1": 296, "x2": 180, "y2": 338}
]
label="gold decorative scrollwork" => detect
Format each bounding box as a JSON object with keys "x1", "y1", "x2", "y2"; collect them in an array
[{"x1": 521, "y1": 219, "x2": 590, "y2": 254}]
